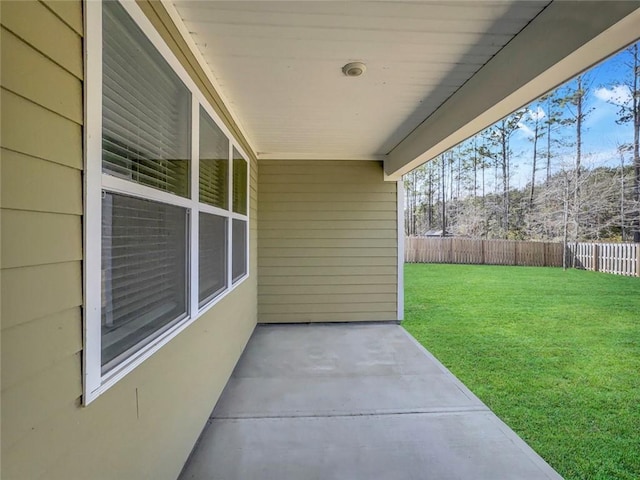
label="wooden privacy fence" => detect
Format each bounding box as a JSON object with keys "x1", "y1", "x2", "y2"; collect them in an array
[
  {"x1": 405, "y1": 237, "x2": 564, "y2": 267},
  {"x1": 405, "y1": 237, "x2": 640, "y2": 277},
  {"x1": 568, "y1": 242, "x2": 639, "y2": 277}
]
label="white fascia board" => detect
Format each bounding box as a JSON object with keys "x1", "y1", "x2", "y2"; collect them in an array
[{"x1": 385, "y1": 2, "x2": 640, "y2": 180}]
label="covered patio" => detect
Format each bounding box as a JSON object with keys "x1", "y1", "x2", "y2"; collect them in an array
[
  {"x1": 2, "y1": 1, "x2": 639, "y2": 478},
  {"x1": 179, "y1": 324, "x2": 561, "y2": 480}
]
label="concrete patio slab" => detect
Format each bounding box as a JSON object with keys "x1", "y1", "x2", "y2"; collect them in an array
[{"x1": 179, "y1": 324, "x2": 562, "y2": 480}]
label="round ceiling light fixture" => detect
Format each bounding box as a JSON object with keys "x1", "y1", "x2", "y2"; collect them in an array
[{"x1": 342, "y1": 62, "x2": 366, "y2": 77}]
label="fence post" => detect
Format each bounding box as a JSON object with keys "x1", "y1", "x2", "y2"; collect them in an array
[
  {"x1": 637, "y1": 244, "x2": 640, "y2": 277},
  {"x1": 593, "y1": 244, "x2": 599, "y2": 272}
]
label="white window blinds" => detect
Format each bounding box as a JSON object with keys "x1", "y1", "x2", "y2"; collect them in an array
[
  {"x1": 102, "y1": 1, "x2": 191, "y2": 197},
  {"x1": 101, "y1": 193, "x2": 187, "y2": 369},
  {"x1": 100, "y1": 1, "x2": 191, "y2": 370},
  {"x1": 199, "y1": 107, "x2": 229, "y2": 208},
  {"x1": 232, "y1": 218, "x2": 248, "y2": 283},
  {"x1": 85, "y1": 0, "x2": 251, "y2": 403},
  {"x1": 232, "y1": 147, "x2": 248, "y2": 215},
  {"x1": 199, "y1": 213, "x2": 227, "y2": 306}
]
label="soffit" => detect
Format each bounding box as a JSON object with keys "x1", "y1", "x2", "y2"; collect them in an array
[{"x1": 170, "y1": 1, "x2": 549, "y2": 159}]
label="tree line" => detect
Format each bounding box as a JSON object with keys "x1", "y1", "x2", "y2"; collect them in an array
[{"x1": 405, "y1": 43, "x2": 640, "y2": 244}]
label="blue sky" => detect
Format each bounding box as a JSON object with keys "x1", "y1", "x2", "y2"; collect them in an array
[{"x1": 506, "y1": 42, "x2": 637, "y2": 188}]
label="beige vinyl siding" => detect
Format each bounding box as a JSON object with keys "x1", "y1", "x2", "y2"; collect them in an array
[
  {"x1": 258, "y1": 160, "x2": 397, "y2": 323},
  {"x1": 1, "y1": 3, "x2": 85, "y2": 477},
  {"x1": 0, "y1": 2, "x2": 258, "y2": 480}
]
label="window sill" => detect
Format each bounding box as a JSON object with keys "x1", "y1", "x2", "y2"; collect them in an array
[{"x1": 84, "y1": 272, "x2": 250, "y2": 405}]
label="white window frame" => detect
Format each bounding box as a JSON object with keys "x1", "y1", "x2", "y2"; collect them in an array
[{"x1": 84, "y1": 0, "x2": 250, "y2": 405}]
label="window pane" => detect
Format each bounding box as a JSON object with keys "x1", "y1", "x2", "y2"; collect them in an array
[
  {"x1": 232, "y1": 148, "x2": 248, "y2": 215},
  {"x1": 101, "y1": 193, "x2": 188, "y2": 369},
  {"x1": 232, "y1": 219, "x2": 247, "y2": 282},
  {"x1": 102, "y1": 1, "x2": 190, "y2": 197},
  {"x1": 200, "y1": 107, "x2": 229, "y2": 208},
  {"x1": 199, "y1": 212, "x2": 227, "y2": 306}
]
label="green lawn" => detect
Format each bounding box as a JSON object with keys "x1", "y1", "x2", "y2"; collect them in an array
[{"x1": 403, "y1": 264, "x2": 640, "y2": 480}]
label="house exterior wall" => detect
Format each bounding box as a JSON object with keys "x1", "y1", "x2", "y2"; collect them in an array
[
  {"x1": 258, "y1": 160, "x2": 398, "y2": 323},
  {"x1": 1, "y1": 2, "x2": 257, "y2": 479}
]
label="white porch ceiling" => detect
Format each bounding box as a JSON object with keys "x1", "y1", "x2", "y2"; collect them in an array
[{"x1": 170, "y1": 1, "x2": 549, "y2": 160}]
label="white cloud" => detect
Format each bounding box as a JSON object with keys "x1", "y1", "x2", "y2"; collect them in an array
[
  {"x1": 594, "y1": 85, "x2": 632, "y2": 106},
  {"x1": 515, "y1": 107, "x2": 546, "y2": 139},
  {"x1": 529, "y1": 106, "x2": 546, "y2": 121},
  {"x1": 517, "y1": 122, "x2": 535, "y2": 138}
]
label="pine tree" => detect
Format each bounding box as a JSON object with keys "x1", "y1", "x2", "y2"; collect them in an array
[
  {"x1": 553, "y1": 74, "x2": 593, "y2": 246},
  {"x1": 604, "y1": 43, "x2": 640, "y2": 241}
]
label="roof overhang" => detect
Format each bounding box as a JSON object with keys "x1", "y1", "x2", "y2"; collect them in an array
[
  {"x1": 385, "y1": 1, "x2": 640, "y2": 180},
  {"x1": 166, "y1": 1, "x2": 640, "y2": 180}
]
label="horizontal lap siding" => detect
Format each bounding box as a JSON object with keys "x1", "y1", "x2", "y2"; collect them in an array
[
  {"x1": 1, "y1": 3, "x2": 85, "y2": 479},
  {"x1": 258, "y1": 160, "x2": 398, "y2": 323},
  {"x1": 1, "y1": 2, "x2": 258, "y2": 480}
]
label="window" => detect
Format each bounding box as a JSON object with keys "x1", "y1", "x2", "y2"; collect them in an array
[
  {"x1": 232, "y1": 147, "x2": 248, "y2": 215},
  {"x1": 232, "y1": 147, "x2": 248, "y2": 282},
  {"x1": 232, "y1": 218, "x2": 248, "y2": 282},
  {"x1": 199, "y1": 107, "x2": 229, "y2": 305},
  {"x1": 199, "y1": 106, "x2": 228, "y2": 209},
  {"x1": 102, "y1": 2, "x2": 190, "y2": 197},
  {"x1": 101, "y1": 193, "x2": 188, "y2": 369},
  {"x1": 199, "y1": 212, "x2": 227, "y2": 306},
  {"x1": 84, "y1": 0, "x2": 250, "y2": 404}
]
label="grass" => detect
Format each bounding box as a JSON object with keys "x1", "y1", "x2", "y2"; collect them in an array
[{"x1": 402, "y1": 264, "x2": 640, "y2": 480}]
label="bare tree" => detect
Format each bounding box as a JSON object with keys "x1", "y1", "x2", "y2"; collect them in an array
[
  {"x1": 541, "y1": 91, "x2": 563, "y2": 183},
  {"x1": 520, "y1": 104, "x2": 546, "y2": 207},
  {"x1": 402, "y1": 43, "x2": 639, "y2": 244},
  {"x1": 554, "y1": 74, "x2": 593, "y2": 242},
  {"x1": 618, "y1": 144, "x2": 628, "y2": 240},
  {"x1": 441, "y1": 154, "x2": 447, "y2": 236},
  {"x1": 602, "y1": 43, "x2": 640, "y2": 241},
  {"x1": 487, "y1": 109, "x2": 526, "y2": 236}
]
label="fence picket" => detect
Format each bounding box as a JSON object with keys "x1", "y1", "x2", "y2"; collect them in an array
[{"x1": 405, "y1": 237, "x2": 639, "y2": 277}]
